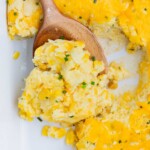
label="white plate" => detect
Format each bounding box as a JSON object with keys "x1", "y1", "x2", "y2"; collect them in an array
[{"x1": 0, "y1": 1, "x2": 142, "y2": 150}]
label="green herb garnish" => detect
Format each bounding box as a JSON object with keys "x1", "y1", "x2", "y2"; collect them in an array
[
  {"x1": 69, "y1": 115, "x2": 74, "y2": 118},
  {"x1": 37, "y1": 117, "x2": 43, "y2": 122},
  {"x1": 14, "y1": 12, "x2": 17, "y2": 16},
  {"x1": 59, "y1": 36, "x2": 65, "y2": 40},
  {"x1": 58, "y1": 74, "x2": 63, "y2": 80},
  {"x1": 82, "y1": 82, "x2": 87, "y2": 89},
  {"x1": 62, "y1": 90, "x2": 67, "y2": 94},
  {"x1": 91, "y1": 56, "x2": 96, "y2": 61},
  {"x1": 93, "y1": 0, "x2": 97, "y2": 3},
  {"x1": 105, "y1": 16, "x2": 108, "y2": 19},
  {"x1": 55, "y1": 100, "x2": 59, "y2": 103}
]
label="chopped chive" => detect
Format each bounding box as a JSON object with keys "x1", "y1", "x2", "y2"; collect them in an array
[
  {"x1": 112, "y1": 24, "x2": 115, "y2": 27},
  {"x1": 14, "y1": 12, "x2": 17, "y2": 16},
  {"x1": 69, "y1": 115, "x2": 74, "y2": 118},
  {"x1": 82, "y1": 82, "x2": 87, "y2": 85},
  {"x1": 147, "y1": 120, "x2": 150, "y2": 124},
  {"x1": 59, "y1": 36, "x2": 65, "y2": 40},
  {"x1": 55, "y1": 100, "x2": 59, "y2": 103},
  {"x1": 62, "y1": 90, "x2": 67, "y2": 94},
  {"x1": 64, "y1": 57, "x2": 69, "y2": 61},
  {"x1": 37, "y1": 117, "x2": 43, "y2": 122},
  {"x1": 58, "y1": 74, "x2": 63, "y2": 80},
  {"x1": 36, "y1": 2, "x2": 39, "y2": 5},
  {"x1": 93, "y1": 0, "x2": 97, "y2": 3},
  {"x1": 82, "y1": 82, "x2": 87, "y2": 89},
  {"x1": 129, "y1": 48, "x2": 134, "y2": 51},
  {"x1": 91, "y1": 81, "x2": 95, "y2": 85},
  {"x1": 66, "y1": 54, "x2": 70, "y2": 57},
  {"x1": 148, "y1": 101, "x2": 150, "y2": 104},
  {"x1": 79, "y1": 16, "x2": 82, "y2": 19},
  {"x1": 86, "y1": 141, "x2": 95, "y2": 145},
  {"x1": 45, "y1": 97, "x2": 49, "y2": 99}
]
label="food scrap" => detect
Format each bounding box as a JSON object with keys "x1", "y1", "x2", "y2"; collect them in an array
[{"x1": 12, "y1": 51, "x2": 20, "y2": 60}]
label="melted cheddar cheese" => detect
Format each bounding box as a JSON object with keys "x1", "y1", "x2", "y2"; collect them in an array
[{"x1": 75, "y1": 116, "x2": 150, "y2": 150}]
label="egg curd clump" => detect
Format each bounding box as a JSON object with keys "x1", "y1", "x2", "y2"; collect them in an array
[
  {"x1": 7, "y1": 0, "x2": 130, "y2": 38},
  {"x1": 7, "y1": 0, "x2": 43, "y2": 38},
  {"x1": 42, "y1": 126, "x2": 66, "y2": 139},
  {"x1": 18, "y1": 39, "x2": 115, "y2": 125}
]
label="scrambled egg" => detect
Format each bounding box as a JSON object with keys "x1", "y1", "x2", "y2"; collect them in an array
[
  {"x1": 18, "y1": 39, "x2": 116, "y2": 125},
  {"x1": 7, "y1": 0, "x2": 150, "y2": 51}
]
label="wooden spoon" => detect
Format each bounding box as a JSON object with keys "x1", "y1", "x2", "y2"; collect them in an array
[{"x1": 33, "y1": 0, "x2": 108, "y2": 70}]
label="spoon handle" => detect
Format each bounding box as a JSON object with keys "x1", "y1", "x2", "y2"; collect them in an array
[{"x1": 40, "y1": 0, "x2": 60, "y2": 25}]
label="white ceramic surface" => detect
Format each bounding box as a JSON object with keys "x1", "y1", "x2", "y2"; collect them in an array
[{"x1": 0, "y1": 1, "x2": 142, "y2": 150}]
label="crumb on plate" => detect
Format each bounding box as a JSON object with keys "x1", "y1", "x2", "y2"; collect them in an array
[{"x1": 12, "y1": 51, "x2": 20, "y2": 60}]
